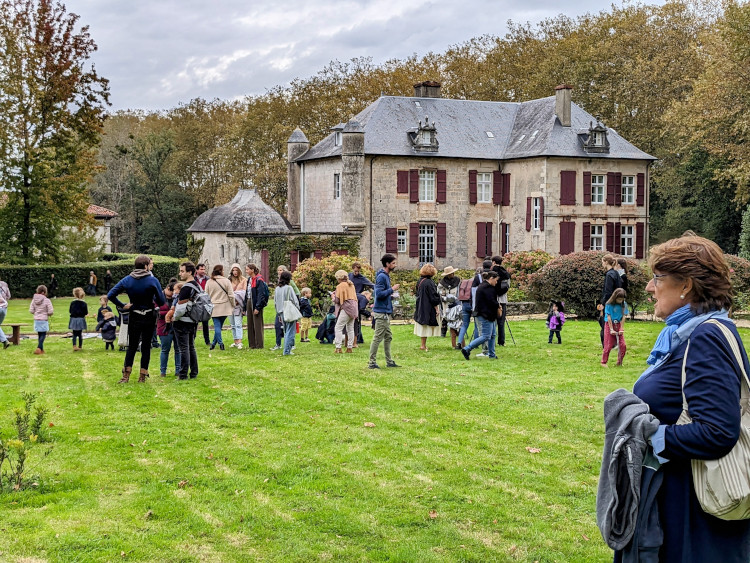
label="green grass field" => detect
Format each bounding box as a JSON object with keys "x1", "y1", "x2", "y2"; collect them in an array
[{"x1": 1, "y1": 307, "x2": 732, "y2": 562}]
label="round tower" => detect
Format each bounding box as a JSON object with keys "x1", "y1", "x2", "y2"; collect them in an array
[
  {"x1": 287, "y1": 127, "x2": 309, "y2": 230},
  {"x1": 341, "y1": 120, "x2": 366, "y2": 232}
]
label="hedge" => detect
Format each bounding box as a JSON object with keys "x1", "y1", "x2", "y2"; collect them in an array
[{"x1": 0, "y1": 254, "x2": 183, "y2": 298}]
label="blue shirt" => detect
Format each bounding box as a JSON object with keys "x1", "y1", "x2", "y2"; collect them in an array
[
  {"x1": 604, "y1": 301, "x2": 628, "y2": 323},
  {"x1": 372, "y1": 269, "x2": 394, "y2": 314}
]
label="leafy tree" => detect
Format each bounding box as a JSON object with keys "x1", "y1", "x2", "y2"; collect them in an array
[{"x1": 0, "y1": 0, "x2": 109, "y2": 263}]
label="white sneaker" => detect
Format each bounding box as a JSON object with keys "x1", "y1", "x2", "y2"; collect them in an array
[
  {"x1": 236, "y1": 343, "x2": 243, "y2": 350},
  {"x1": 292, "y1": 345, "x2": 296, "y2": 350},
  {"x1": 476, "y1": 353, "x2": 487, "y2": 358},
  {"x1": 271, "y1": 345, "x2": 281, "y2": 351},
  {"x1": 230, "y1": 342, "x2": 236, "y2": 348}
]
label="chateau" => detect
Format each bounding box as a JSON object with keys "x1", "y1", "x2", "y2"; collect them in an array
[{"x1": 286, "y1": 82, "x2": 654, "y2": 270}]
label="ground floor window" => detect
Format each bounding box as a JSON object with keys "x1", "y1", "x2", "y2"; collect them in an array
[
  {"x1": 419, "y1": 224, "x2": 435, "y2": 265},
  {"x1": 397, "y1": 229, "x2": 407, "y2": 253},
  {"x1": 621, "y1": 225, "x2": 634, "y2": 257},
  {"x1": 590, "y1": 225, "x2": 604, "y2": 251}
]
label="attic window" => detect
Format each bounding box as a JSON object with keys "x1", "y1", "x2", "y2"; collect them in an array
[
  {"x1": 485, "y1": 131, "x2": 495, "y2": 138},
  {"x1": 583, "y1": 119, "x2": 610, "y2": 154},
  {"x1": 334, "y1": 131, "x2": 342, "y2": 146},
  {"x1": 414, "y1": 101, "x2": 421, "y2": 108},
  {"x1": 408, "y1": 115, "x2": 439, "y2": 153}
]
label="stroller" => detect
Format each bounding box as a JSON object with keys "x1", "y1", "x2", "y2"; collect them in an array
[{"x1": 315, "y1": 306, "x2": 336, "y2": 344}]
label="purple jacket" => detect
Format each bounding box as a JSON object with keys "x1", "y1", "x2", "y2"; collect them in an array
[{"x1": 547, "y1": 312, "x2": 565, "y2": 331}]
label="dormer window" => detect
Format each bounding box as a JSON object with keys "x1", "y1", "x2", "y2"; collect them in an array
[
  {"x1": 583, "y1": 119, "x2": 610, "y2": 154},
  {"x1": 334, "y1": 131, "x2": 342, "y2": 146},
  {"x1": 408, "y1": 116, "x2": 439, "y2": 153}
]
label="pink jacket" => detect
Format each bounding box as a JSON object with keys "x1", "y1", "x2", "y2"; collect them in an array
[{"x1": 29, "y1": 293, "x2": 54, "y2": 321}]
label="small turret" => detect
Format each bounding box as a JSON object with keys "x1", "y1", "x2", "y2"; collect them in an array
[
  {"x1": 287, "y1": 127, "x2": 309, "y2": 229},
  {"x1": 341, "y1": 120, "x2": 365, "y2": 232}
]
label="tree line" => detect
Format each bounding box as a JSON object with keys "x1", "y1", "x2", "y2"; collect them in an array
[{"x1": 2, "y1": 0, "x2": 749, "y2": 263}]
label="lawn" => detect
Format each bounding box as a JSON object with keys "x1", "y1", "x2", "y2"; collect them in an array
[{"x1": 0, "y1": 313, "x2": 722, "y2": 562}]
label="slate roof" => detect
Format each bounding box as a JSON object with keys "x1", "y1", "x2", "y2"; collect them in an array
[
  {"x1": 187, "y1": 189, "x2": 292, "y2": 233},
  {"x1": 295, "y1": 95, "x2": 655, "y2": 162}
]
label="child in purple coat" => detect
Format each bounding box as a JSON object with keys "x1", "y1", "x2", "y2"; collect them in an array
[{"x1": 546, "y1": 301, "x2": 566, "y2": 344}]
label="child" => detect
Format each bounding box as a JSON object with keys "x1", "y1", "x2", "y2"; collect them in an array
[
  {"x1": 298, "y1": 287, "x2": 313, "y2": 342},
  {"x1": 29, "y1": 285, "x2": 54, "y2": 354},
  {"x1": 157, "y1": 282, "x2": 181, "y2": 377},
  {"x1": 546, "y1": 301, "x2": 566, "y2": 344},
  {"x1": 315, "y1": 306, "x2": 336, "y2": 344},
  {"x1": 602, "y1": 288, "x2": 628, "y2": 367},
  {"x1": 69, "y1": 287, "x2": 88, "y2": 351},
  {"x1": 96, "y1": 295, "x2": 112, "y2": 324},
  {"x1": 96, "y1": 310, "x2": 118, "y2": 350}
]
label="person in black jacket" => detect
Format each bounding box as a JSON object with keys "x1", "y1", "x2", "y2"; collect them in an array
[
  {"x1": 244, "y1": 264, "x2": 269, "y2": 349},
  {"x1": 598, "y1": 254, "x2": 622, "y2": 347},
  {"x1": 413, "y1": 264, "x2": 442, "y2": 351},
  {"x1": 461, "y1": 271, "x2": 500, "y2": 360},
  {"x1": 491, "y1": 255, "x2": 511, "y2": 347},
  {"x1": 616, "y1": 258, "x2": 629, "y2": 294},
  {"x1": 470, "y1": 260, "x2": 493, "y2": 355}
]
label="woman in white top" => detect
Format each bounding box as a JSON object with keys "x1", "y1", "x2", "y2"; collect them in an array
[
  {"x1": 228, "y1": 263, "x2": 247, "y2": 349},
  {"x1": 204, "y1": 264, "x2": 235, "y2": 350}
]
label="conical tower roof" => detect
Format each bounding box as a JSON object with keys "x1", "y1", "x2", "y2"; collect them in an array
[{"x1": 187, "y1": 189, "x2": 291, "y2": 233}]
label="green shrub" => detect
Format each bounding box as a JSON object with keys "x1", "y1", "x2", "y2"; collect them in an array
[
  {"x1": 0, "y1": 255, "x2": 182, "y2": 298},
  {"x1": 502, "y1": 250, "x2": 554, "y2": 290},
  {"x1": 292, "y1": 254, "x2": 375, "y2": 311},
  {"x1": 725, "y1": 254, "x2": 750, "y2": 311},
  {"x1": 528, "y1": 251, "x2": 648, "y2": 319}
]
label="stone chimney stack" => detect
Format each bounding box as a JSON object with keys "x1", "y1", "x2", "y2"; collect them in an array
[
  {"x1": 287, "y1": 127, "x2": 309, "y2": 229},
  {"x1": 413, "y1": 80, "x2": 442, "y2": 98},
  {"x1": 555, "y1": 84, "x2": 573, "y2": 127},
  {"x1": 341, "y1": 120, "x2": 366, "y2": 232}
]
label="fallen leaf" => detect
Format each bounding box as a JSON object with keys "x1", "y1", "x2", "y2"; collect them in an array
[
  {"x1": 364, "y1": 422, "x2": 376, "y2": 428},
  {"x1": 144, "y1": 510, "x2": 153, "y2": 520},
  {"x1": 508, "y1": 545, "x2": 517, "y2": 554},
  {"x1": 584, "y1": 405, "x2": 593, "y2": 410},
  {"x1": 429, "y1": 510, "x2": 438, "y2": 519},
  {"x1": 582, "y1": 534, "x2": 590, "y2": 541},
  {"x1": 48, "y1": 422, "x2": 55, "y2": 427},
  {"x1": 525, "y1": 447, "x2": 541, "y2": 454},
  {"x1": 142, "y1": 440, "x2": 147, "y2": 445},
  {"x1": 178, "y1": 480, "x2": 188, "y2": 489},
  {"x1": 129, "y1": 443, "x2": 135, "y2": 447},
  {"x1": 207, "y1": 453, "x2": 214, "y2": 459}
]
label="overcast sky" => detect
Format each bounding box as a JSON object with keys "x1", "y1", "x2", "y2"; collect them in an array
[{"x1": 64, "y1": 0, "x2": 656, "y2": 112}]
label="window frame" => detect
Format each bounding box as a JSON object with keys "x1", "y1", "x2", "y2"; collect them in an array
[
  {"x1": 621, "y1": 175, "x2": 635, "y2": 205},
  {"x1": 333, "y1": 131, "x2": 342, "y2": 146},
  {"x1": 333, "y1": 173, "x2": 341, "y2": 200},
  {"x1": 476, "y1": 172, "x2": 492, "y2": 203},
  {"x1": 532, "y1": 197, "x2": 541, "y2": 231},
  {"x1": 591, "y1": 174, "x2": 605, "y2": 204},
  {"x1": 419, "y1": 170, "x2": 436, "y2": 202},
  {"x1": 590, "y1": 224, "x2": 604, "y2": 251},
  {"x1": 397, "y1": 229, "x2": 407, "y2": 253},
  {"x1": 621, "y1": 225, "x2": 634, "y2": 257},
  {"x1": 418, "y1": 224, "x2": 435, "y2": 265}
]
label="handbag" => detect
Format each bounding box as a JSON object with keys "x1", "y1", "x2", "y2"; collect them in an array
[
  {"x1": 280, "y1": 287, "x2": 302, "y2": 323},
  {"x1": 677, "y1": 319, "x2": 750, "y2": 520}
]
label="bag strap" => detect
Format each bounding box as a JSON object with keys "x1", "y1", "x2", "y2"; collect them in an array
[{"x1": 682, "y1": 319, "x2": 750, "y2": 412}]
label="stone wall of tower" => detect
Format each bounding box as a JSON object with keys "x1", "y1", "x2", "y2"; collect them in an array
[{"x1": 341, "y1": 120, "x2": 366, "y2": 232}]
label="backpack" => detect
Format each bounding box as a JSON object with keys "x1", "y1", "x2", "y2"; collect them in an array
[
  {"x1": 187, "y1": 284, "x2": 213, "y2": 323},
  {"x1": 497, "y1": 279, "x2": 510, "y2": 297},
  {"x1": 458, "y1": 279, "x2": 473, "y2": 302}
]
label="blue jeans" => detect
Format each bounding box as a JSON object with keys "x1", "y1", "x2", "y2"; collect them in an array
[
  {"x1": 465, "y1": 317, "x2": 497, "y2": 358},
  {"x1": 159, "y1": 333, "x2": 181, "y2": 375},
  {"x1": 283, "y1": 321, "x2": 296, "y2": 355},
  {"x1": 229, "y1": 314, "x2": 243, "y2": 341},
  {"x1": 212, "y1": 316, "x2": 227, "y2": 345},
  {"x1": 457, "y1": 302, "x2": 472, "y2": 346},
  {"x1": 0, "y1": 307, "x2": 7, "y2": 343}
]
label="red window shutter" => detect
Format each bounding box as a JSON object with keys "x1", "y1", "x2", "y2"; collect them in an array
[
  {"x1": 409, "y1": 169, "x2": 419, "y2": 203},
  {"x1": 436, "y1": 223, "x2": 447, "y2": 257},
  {"x1": 539, "y1": 197, "x2": 545, "y2": 231},
  {"x1": 336, "y1": 249, "x2": 349, "y2": 256},
  {"x1": 493, "y1": 171, "x2": 502, "y2": 205},
  {"x1": 614, "y1": 172, "x2": 622, "y2": 206},
  {"x1": 476, "y1": 222, "x2": 486, "y2": 258},
  {"x1": 583, "y1": 172, "x2": 592, "y2": 206},
  {"x1": 614, "y1": 222, "x2": 622, "y2": 254},
  {"x1": 637, "y1": 173, "x2": 645, "y2": 206},
  {"x1": 385, "y1": 228, "x2": 397, "y2": 253},
  {"x1": 502, "y1": 173, "x2": 511, "y2": 206},
  {"x1": 526, "y1": 197, "x2": 532, "y2": 232},
  {"x1": 560, "y1": 171, "x2": 576, "y2": 205},
  {"x1": 436, "y1": 170, "x2": 447, "y2": 204},
  {"x1": 583, "y1": 222, "x2": 591, "y2": 251},
  {"x1": 486, "y1": 222, "x2": 493, "y2": 256},
  {"x1": 606, "y1": 222, "x2": 615, "y2": 252},
  {"x1": 290, "y1": 250, "x2": 299, "y2": 272},
  {"x1": 314, "y1": 250, "x2": 323, "y2": 260},
  {"x1": 560, "y1": 222, "x2": 575, "y2": 255},
  {"x1": 469, "y1": 170, "x2": 477, "y2": 205},
  {"x1": 606, "y1": 172, "x2": 616, "y2": 206},
  {"x1": 636, "y1": 222, "x2": 645, "y2": 259},
  {"x1": 501, "y1": 223, "x2": 509, "y2": 254},
  {"x1": 409, "y1": 223, "x2": 419, "y2": 257},
  {"x1": 397, "y1": 170, "x2": 408, "y2": 194}
]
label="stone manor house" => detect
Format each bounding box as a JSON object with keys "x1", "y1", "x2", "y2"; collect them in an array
[
  {"x1": 286, "y1": 81, "x2": 654, "y2": 270},
  {"x1": 189, "y1": 81, "x2": 654, "y2": 273}
]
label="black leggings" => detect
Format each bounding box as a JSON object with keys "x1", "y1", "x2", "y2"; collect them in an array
[
  {"x1": 72, "y1": 330, "x2": 83, "y2": 347},
  {"x1": 124, "y1": 311, "x2": 156, "y2": 370},
  {"x1": 37, "y1": 332, "x2": 47, "y2": 350}
]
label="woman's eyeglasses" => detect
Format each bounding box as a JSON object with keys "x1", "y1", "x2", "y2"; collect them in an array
[{"x1": 652, "y1": 273, "x2": 669, "y2": 284}]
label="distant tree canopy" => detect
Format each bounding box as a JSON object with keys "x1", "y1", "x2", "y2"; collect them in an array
[{"x1": 88, "y1": 0, "x2": 750, "y2": 257}]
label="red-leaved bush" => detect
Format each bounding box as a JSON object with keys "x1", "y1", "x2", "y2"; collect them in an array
[
  {"x1": 528, "y1": 251, "x2": 649, "y2": 319},
  {"x1": 501, "y1": 250, "x2": 554, "y2": 290}
]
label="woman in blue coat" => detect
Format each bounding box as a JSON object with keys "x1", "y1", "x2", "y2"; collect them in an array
[{"x1": 628, "y1": 235, "x2": 750, "y2": 562}]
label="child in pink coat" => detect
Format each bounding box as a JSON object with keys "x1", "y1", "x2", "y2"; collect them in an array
[{"x1": 29, "y1": 285, "x2": 54, "y2": 354}]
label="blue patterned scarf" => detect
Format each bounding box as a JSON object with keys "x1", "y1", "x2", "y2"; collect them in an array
[{"x1": 646, "y1": 304, "x2": 696, "y2": 365}]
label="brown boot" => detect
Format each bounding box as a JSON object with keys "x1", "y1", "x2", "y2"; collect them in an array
[
  {"x1": 345, "y1": 348, "x2": 353, "y2": 354},
  {"x1": 138, "y1": 369, "x2": 149, "y2": 383},
  {"x1": 119, "y1": 366, "x2": 132, "y2": 384},
  {"x1": 34, "y1": 348, "x2": 43, "y2": 355}
]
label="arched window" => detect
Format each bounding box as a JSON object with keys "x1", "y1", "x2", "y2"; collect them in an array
[
  {"x1": 235, "y1": 245, "x2": 239, "y2": 261},
  {"x1": 220, "y1": 244, "x2": 225, "y2": 259}
]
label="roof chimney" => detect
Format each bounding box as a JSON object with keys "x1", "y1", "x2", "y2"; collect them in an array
[
  {"x1": 555, "y1": 84, "x2": 573, "y2": 127},
  {"x1": 414, "y1": 80, "x2": 442, "y2": 98}
]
